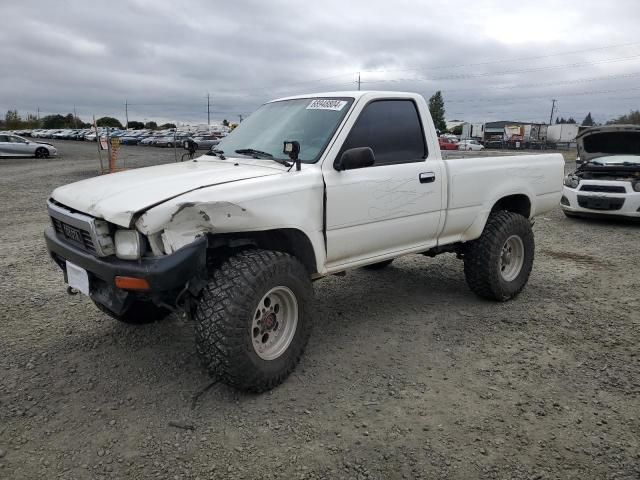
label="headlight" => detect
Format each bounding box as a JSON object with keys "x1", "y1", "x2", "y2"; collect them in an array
[
  {"x1": 114, "y1": 230, "x2": 145, "y2": 260},
  {"x1": 563, "y1": 174, "x2": 580, "y2": 189}
]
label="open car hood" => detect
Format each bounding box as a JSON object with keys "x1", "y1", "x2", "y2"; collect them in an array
[{"x1": 577, "y1": 124, "x2": 640, "y2": 163}]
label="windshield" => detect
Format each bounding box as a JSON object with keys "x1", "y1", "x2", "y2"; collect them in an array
[{"x1": 216, "y1": 97, "x2": 354, "y2": 163}]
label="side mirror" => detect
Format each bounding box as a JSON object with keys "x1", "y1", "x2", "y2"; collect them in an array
[{"x1": 334, "y1": 147, "x2": 375, "y2": 171}]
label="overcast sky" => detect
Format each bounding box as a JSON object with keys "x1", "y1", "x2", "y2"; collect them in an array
[{"x1": 2, "y1": 0, "x2": 640, "y2": 125}]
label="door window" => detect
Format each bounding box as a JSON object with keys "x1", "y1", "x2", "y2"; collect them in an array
[{"x1": 340, "y1": 100, "x2": 427, "y2": 166}]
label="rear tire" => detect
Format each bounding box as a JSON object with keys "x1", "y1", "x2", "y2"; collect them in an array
[
  {"x1": 194, "y1": 249, "x2": 313, "y2": 392},
  {"x1": 94, "y1": 299, "x2": 171, "y2": 324},
  {"x1": 362, "y1": 259, "x2": 394, "y2": 270},
  {"x1": 463, "y1": 211, "x2": 534, "y2": 301}
]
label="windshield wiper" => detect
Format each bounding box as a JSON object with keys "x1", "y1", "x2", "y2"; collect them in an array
[
  {"x1": 235, "y1": 148, "x2": 274, "y2": 158},
  {"x1": 207, "y1": 148, "x2": 226, "y2": 159},
  {"x1": 235, "y1": 148, "x2": 292, "y2": 167}
]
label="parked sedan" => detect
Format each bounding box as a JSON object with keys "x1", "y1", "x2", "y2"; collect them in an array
[
  {"x1": 184, "y1": 135, "x2": 220, "y2": 150},
  {"x1": 0, "y1": 134, "x2": 57, "y2": 158},
  {"x1": 438, "y1": 137, "x2": 459, "y2": 150},
  {"x1": 155, "y1": 134, "x2": 191, "y2": 148},
  {"x1": 458, "y1": 139, "x2": 485, "y2": 151}
]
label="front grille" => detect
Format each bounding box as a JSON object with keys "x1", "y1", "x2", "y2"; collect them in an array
[
  {"x1": 580, "y1": 184, "x2": 626, "y2": 193},
  {"x1": 577, "y1": 195, "x2": 625, "y2": 211},
  {"x1": 51, "y1": 217, "x2": 97, "y2": 254},
  {"x1": 47, "y1": 199, "x2": 114, "y2": 257}
]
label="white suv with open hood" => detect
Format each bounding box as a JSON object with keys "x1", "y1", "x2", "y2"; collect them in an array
[{"x1": 562, "y1": 125, "x2": 640, "y2": 219}]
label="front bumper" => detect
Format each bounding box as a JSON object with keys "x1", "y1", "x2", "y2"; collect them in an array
[
  {"x1": 561, "y1": 184, "x2": 640, "y2": 218},
  {"x1": 45, "y1": 226, "x2": 207, "y2": 311}
]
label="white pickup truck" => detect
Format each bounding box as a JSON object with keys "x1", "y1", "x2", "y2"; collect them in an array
[{"x1": 45, "y1": 91, "x2": 564, "y2": 392}]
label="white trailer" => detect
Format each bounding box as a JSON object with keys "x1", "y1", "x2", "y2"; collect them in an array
[{"x1": 547, "y1": 124, "x2": 579, "y2": 144}]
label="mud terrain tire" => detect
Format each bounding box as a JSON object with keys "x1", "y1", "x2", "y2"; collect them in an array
[
  {"x1": 463, "y1": 211, "x2": 534, "y2": 301},
  {"x1": 194, "y1": 249, "x2": 313, "y2": 392}
]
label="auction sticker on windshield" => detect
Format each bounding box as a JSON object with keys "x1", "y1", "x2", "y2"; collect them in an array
[{"x1": 306, "y1": 99, "x2": 348, "y2": 111}]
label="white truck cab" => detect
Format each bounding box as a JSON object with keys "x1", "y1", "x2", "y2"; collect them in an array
[{"x1": 45, "y1": 91, "x2": 565, "y2": 392}]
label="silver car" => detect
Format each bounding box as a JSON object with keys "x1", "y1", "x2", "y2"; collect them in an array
[
  {"x1": 0, "y1": 134, "x2": 58, "y2": 158},
  {"x1": 184, "y1": 135, "x2": 221, "y2": 150}
]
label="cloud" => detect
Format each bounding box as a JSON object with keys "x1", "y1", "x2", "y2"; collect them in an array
[{"x1": 2, "y1": 0, "x2": 640, "y2": 125}]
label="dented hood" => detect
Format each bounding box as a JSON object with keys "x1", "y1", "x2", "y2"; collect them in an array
[
  {"x1": 577, "y1": 124, "x2": 640, "y2": 162},
  {"x1": 51, "y1": 158, "x2": 282, "y2": 226}
]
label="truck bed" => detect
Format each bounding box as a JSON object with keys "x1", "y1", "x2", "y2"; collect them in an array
[{"x1": 436, "y1": 152, "x2": 565, "y2": 246}]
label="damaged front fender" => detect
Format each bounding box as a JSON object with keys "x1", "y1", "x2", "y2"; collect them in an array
[{"x1": 137, "y1": 201, "x2": 250, "y2": 253}]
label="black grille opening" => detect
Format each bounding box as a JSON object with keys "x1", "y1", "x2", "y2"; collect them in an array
[
  {"x1": 577, "y1": 196, "x2": 625, "y2": 211},
  {"x1": 580, "y1": 184, "x2": 626, "y2": 193}
]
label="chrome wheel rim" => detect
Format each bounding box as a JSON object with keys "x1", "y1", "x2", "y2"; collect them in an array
[
  {"x1": 500, "y1": 235, "x2": 524, "y2": 282},
  {"x1": 251, "y1": 286, "x2": 298, "y2": 361}
]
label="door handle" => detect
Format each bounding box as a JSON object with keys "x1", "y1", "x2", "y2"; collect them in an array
[{"x1": 419, "y1": 172, "x2": 436, "y2": 184}]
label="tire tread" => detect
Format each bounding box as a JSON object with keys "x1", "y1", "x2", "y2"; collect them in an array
[
  {"x1": 463, "y1": 210, "x2": 534, "y2": 301},
  {"x1": 194, "y1": 249, "x2": 312, "y2": 392}
]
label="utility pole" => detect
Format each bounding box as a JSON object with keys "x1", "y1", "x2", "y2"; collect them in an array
[
  {"x1": 207, "y1": 93, "x2": 211, "y2": 125},
  {"x1": 357, "y1": 72, "x2": 361, "y2": 91},
  {"x1": 548, "y1": 99, "x2": 557, "y2": 125},
  {"x1": 73, "y1": 105, "x2": 78, "y2": 128},
  {"x1": 125, "y1": 99, "x2": 129, "y2": 129},
  {"x1": 238, "y1": 114, "x2": 243, "y2": 123},
  {"x1": 37, "y1": 106, "x2": 40, "y2": 120},
  {"x1": 94, "y1": 115, "x2": 103, "y2": 173}
]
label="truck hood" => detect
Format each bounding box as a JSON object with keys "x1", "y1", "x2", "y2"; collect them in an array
[
  {"x1": 51, "y1": 158, "x2": 282, "y2": 226},
  {"x1": 577, "y1": 124, "x2": 640, "y2": 162}
]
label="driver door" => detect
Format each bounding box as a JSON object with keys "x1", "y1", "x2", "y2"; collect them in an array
[
  {"x1": 7, "y1": 136, "x2": 32, "y2": 156},
  {"x1": 323, "y1": 99, "x2": 444, "y2": 268}
]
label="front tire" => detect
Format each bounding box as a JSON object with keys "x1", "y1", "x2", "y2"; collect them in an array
[
  {"x1": 463, "y1": 211, "x2": 534, "y2": 301},
  {"x1": 35, "y1": 147, "x2": 49, "y2": 159},
  {"x1": 194, "y1": 249, "x2": 313, "y2": 392}
]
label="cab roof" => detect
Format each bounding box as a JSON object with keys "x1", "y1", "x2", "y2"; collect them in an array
[{"x1": 270, "y1": 91, "x2": 421, "y2": 103}]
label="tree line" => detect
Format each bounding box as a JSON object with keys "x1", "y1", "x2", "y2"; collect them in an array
[
  {"x1": 1, "y1": 110, "x2": 177, "y2": 130},
  {"x1": 4, "y1": 104, "x2": 640, "y2": 133},
  {"x1": 426, "y1": 93, "x2": 640, "y2": 131}
]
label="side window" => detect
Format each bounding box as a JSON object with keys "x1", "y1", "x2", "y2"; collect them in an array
[
  {"x1": 0, "y1": 135, "x2": 9, "y2": 142},
  {"x1": 341, "y1": 100, "x2": 426, "y2": 166}
]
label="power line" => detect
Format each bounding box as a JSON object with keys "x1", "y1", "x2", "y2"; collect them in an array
[
  {"x1": 363, "y1": 41, "x2": 640, "y2": 73},
  {"x1": 360, "y1": 53, "x2": 640, "y2": 83},
  {"x1": 445, "y1": 85, "x2": 640, "y2": 104},
  {"x1": 437, "y1": 71, "x2": 640, "y2": 93}
]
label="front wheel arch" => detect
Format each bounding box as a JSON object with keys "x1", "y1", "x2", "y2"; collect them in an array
[{"x1": 206, "y1": 228, "x2": 318, "y2": 275}]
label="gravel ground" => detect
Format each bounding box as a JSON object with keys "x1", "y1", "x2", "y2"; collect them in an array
[{"x1": 1, "y1": 141, "x2": 638, "y2": 480}]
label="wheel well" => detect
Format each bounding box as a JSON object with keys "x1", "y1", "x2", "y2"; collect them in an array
[
  {"x1": 206, "y1": 229, "x2": 317, "y2": 274},
  {"x1": 491, "y1": 194, "x2": 531, "y2": 218}
]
